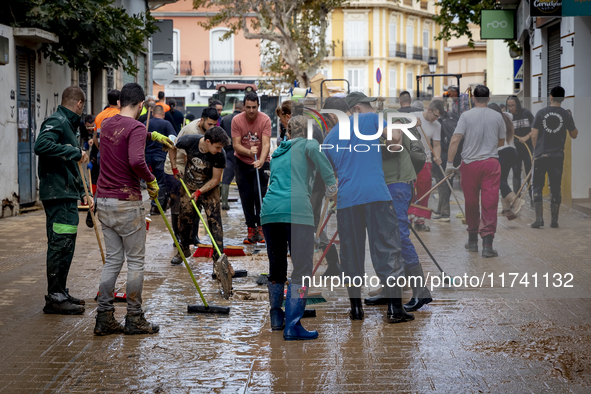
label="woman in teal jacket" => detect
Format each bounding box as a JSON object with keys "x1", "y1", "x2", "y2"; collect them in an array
[{"x1": 260, "y1": 115, "x2": 337, "y2": 341}]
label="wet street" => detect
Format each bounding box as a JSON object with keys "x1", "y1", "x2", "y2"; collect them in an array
[{"x1": 1, "y1": 186, "x2": 591, "y2": 393}]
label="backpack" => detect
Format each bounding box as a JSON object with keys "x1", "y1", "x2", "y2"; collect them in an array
[{"x1": 439, "y1": 111, "x2": 464, "y2": 167}]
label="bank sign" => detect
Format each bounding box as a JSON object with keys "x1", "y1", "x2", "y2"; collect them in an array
[{"x1": 480, "y1": 10, "x2": 515, "y2": 40}]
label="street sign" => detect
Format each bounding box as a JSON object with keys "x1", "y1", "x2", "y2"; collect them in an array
[
  {"x1": 376, "y1": 68, "x2": 382, "y2": 84},
  {"x1": 514, "y1": 59, "x2": 524, "y2": 82},
  {"x1": 480, "y1": 10, "x2": 515, "y2": 40},
  {"x1": 153, "y1": 62, "x2": 175, "y2": 86}
]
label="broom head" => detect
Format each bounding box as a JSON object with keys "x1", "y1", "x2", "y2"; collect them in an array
[{"x1": 409, "y1": 204, "x2": 432, "y2": 220}]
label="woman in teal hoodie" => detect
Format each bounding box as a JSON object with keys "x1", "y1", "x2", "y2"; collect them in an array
[{"x1": 260, "y1": 115, "x2": 337, "y2": 341}]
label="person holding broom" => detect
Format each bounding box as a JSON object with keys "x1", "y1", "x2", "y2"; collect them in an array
[
  {"x1": 260, "y1": 115, "x2": 337, "y2": 341},
  {"x1": 94, "y1": 83, "x2": 173, "y2": 336},
  {"x1": 35, "y1": 86, "x2": 90, "y2": 315}
]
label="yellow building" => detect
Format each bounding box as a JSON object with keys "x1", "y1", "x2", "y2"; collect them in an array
[{"x1": 321, "y1": 0, "x2": 444, "y2": 101}]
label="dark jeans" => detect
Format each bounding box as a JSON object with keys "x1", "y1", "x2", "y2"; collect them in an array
[
  {"x1": 43, "y1": 199, "x2": 79, "y2": 297},
  {"x1": 431, "y1": 151, "x2": 450, "y2": 217},
  {"x1": 221, "y1": 148, "x2": 236, "y2": 185},
  {"x1": 145, "y1": 155, "x2": 167, "y2": 208},
  {"x1": 179, "y1": 185, "x2": 223, "y2": 256},
  {"x1": 513, "y1": 139, "x2": 533, "y2": 197},
  {"x1": 498, "y1": 147, "x2": 518, "y2": 198},
  {"x1": 235, "y1": 158, "x2": 270, "y2": 228},
  {"x1": 336, "y1": 201, "x2": 404, "y2": 297},
  {"x1": 262, "y1": 223, "x2": 314, "y2": 286},
  {"x1": 388, "y1": 183, "x2": 420, "y2": 268},
  {"x1": 533, "y1": 156, "x2": 564, "y2": 205}
]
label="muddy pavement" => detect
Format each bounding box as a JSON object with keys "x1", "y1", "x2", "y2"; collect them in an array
[{"x1": 0, "y1": 186, "x2": 591, "y2": 393}]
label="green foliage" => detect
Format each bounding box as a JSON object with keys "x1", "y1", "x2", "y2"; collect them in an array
[
  {"x1": 193, "y1": 0, "x2": 344, "y2": 89},
  {"x1": 4, "y1": 0, "x2": 158, "y2": 73},
  {"x1": 433, "y1": 0, "x2": 521, "y2": 55}
]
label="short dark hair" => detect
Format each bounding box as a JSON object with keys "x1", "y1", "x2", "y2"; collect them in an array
[
  {"x1": 428, "y1": 99, "x2": 445, "y2": 115},
  {"x1": 210, "y1": 99, "x2": 223, "y2": 108},
  {"x1": 323, "y1": 97, "x2": 351, "y2": 113},
  {"x1": 399, "y1": 91, "x2": 412, "y2": 104},
  {"x1": 120, "y1": 83, "x2": 145, "y2": 108},
  {"x1": 550, "y1": 86, "x2": 565, "y2": 102},
  {"x1": 158, "y1": 91, "x2": 165, "y2": 100},
  {"x1": 473, "y1": 85, "x2": 490, "y2": 103},
  {"x1": 186, "y1": 113, "x2": 196, "y2": 122},
  {"x1": 201, "y1": 107, "x2": 220, "y2": 121},
  {"x1": 107, "y1": 89, "x2": 120, "y2": 106},
  {"x1": 153, "y1": 105, "x2": 165, "y2": 115},
  {"x1": 61, "y1": 86, "x2": 86, "y2": 107},
  {"x1": 168, "y1": 98, "x2": 177, "y2": 107},
  {"x1": 204, "y1": 126, "x2": 230, "y2": 147},
  {"x1": 243, "y1": 92, "x2": 259, "y2": 105},
  {"x1": 84, "y1": 114, "x2": 95, "y2": 124}
]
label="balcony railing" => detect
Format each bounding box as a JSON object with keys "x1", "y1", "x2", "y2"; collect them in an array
[
  {"x1": 174, "y1": 60, "x2": 193, "y2": 76},
  {"x1": 389, "y1": 45, "x2": 438, "y2": 63},
  {"x1": 342, "y1": 41, "x2": 371, "y2": 57},
  {"x1": 389, "y1": 43, "x2": 407, "y2": 58},
  {"x1": 204, "y1": 60, "x2": 242, "y2": 76}
]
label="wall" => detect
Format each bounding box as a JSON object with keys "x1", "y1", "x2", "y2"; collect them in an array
[
  {"x1": 0, "y1": 25, "x2": 19, "y2": 217},
  {"x1": 486, "y1": 40, "x2": 514, "y2": 96}
]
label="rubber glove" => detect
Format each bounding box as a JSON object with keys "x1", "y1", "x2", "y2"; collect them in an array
[
  {"x1": 444, "y1": 163, "x2": 458, "y2": 177},
  {"x1": 191, "y1": 190, "x2": 201, "y2": 201},
  {"x1": 325, "y1": 183, "x2": 338, "y2": 199},
  {"x1": 151, "y1": 131, "x2": 174, "y2": 151},
  {"x1": 87, "y1": 162, "x2": 93, "y2": 170},
  {"x1": 147, "y1": 179, "x2": 159, "y2": 200}
]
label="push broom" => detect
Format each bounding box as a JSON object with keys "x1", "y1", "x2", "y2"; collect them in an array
[
  {"x1": 155, "y1": 198, "x2": 230, "y2": 314},
  {"x1": 408, "y1": 172, "x2": 455, "y2": 220},
  {"x1": 178, "y1": 178, "x2": 234, "y2": 299}
]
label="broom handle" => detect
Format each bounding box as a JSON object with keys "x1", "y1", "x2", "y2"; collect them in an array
[
  {"x1": 414, "y1": 172, "x2": 454, "y2": 205},
  {"x1": 317, "y1": 201, "x2": 335, "y2": 237},
  {"x1": 312, "y1": 229, "x2": 339, "y2": 276},
  {"x1": 155, "y1": 199, "x2": 209, "y2": 307},
  {"x1": 418, "y1": 125, "x2": 466, "y2": 218},
  {"x1": 179, "y1": 178, "x2": 222, "y2": 256},
  {"x1": 409, "y1": 224, "x2": 446, "y2": 275},
  {"x1": 78, "y1": 162, "x2": 105, "y2": 265}
]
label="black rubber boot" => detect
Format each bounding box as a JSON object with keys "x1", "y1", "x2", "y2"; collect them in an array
[
  {"x1": 124, "y1": 313, "x2": 159, "y2": 335},
  {"x1": 94, "y1": 310, "x2": 124, "y2": 336},
  {"x1": 171, "y1": 213, "x2": 181, "y2": 245},
  {"x1": 220, "y1": 184, "x2": 230, "y2": 210},
  {"x1": 65, "y1": 288, "x2": 85, "y2": 306},
  {"x1": 531, "y1": 202, "x2": 544, "y2": 228},
  {"x1": 403, "y1": 265, "x2": 433, "y2": 312},
  {"x1": 43, "y1": 294, "x2": 85, "y2": 315},
  {"x1": 464, "y1": 232, "x2": 478, "y2": 252},
  {"x1": 550, "y1": 203, "x2": 560, "y2": 228},
  {"x1": 171, "y1": 245, "x2": 191, "y2": 265},
  {"x1": 482, "y1": 235, "x2": 498, "y2": 258},
  {"x1": 267, "y1": 282, "x2": 285, "y2": 330},
  {"x1": 364, "y1": 291, "x2": 388, "y2": 306},
  {"x1": 387, "y1": 286, "x2": 414, "y2": 323},
  {"x1": 347, "y1": 287, "x2": 364, "y2": 320}
]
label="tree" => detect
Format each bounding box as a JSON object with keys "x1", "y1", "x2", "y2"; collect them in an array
[
  {"x1": 433, "y1": 0, "x2": 521, "y2": 55},
  {"x1": 3, "y1": 0, "x2": 158, "y2": 74},
  {"x1": 194, "y1": 0, "x2": 347, "y2": 89}
]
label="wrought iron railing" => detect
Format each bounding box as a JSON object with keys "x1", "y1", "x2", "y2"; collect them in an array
[{"x1": 204, "y1": 60, "x2": 242, "y2": 75}]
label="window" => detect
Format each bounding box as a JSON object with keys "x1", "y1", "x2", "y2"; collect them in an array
[
  {"x1": 345, "y1": 20, "x2": 368, "y2": 56},
  {"x1": 389, "y1": 23, "x2": 397, "y2": 57},
  {"x1": 406, "y1": 25, "x2": 414, "y2": 60},
  {"x1": 389, "y1": 68, "x2": 397, "y2": 98},
  {"x1": 347, "y1": 68, "x2": 366, "y2": 93},
  {"x1": 423, "y1": 30, "x2": 429, "y2": 61},
  {"x1": 407, "y1": 71, "x2": 414, "y2": 92},
  {"x1": 172, "y1": 29, "x2": 180, "y2": 74},
  {"x1": 210, "y1": 28, "x2": 234, "y2": 75}
]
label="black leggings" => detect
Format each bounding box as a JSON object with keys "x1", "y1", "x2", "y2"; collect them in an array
[{"x1": 498, "y1": 147, "x2": 518, "y2": 198}]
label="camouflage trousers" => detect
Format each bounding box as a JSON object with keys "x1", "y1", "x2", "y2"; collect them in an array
[{"x1": 179, "y1": 185, "x2": 224, "y2": 259}]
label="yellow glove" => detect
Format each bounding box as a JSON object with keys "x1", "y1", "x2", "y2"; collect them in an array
[
  {"x1": 147, "y1": 179, "x2": 159, "y2": 200},
  {"x1": 151, "y1": 131, "x2": 174, "y2": 151}
]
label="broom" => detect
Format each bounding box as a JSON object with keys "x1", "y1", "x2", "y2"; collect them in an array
[
  {"x1": 408, "y1": 172, "x2": 455, "y2": 220},
  {"x1": 193, "y1": 244, "x2": 246, "y2": 257}
]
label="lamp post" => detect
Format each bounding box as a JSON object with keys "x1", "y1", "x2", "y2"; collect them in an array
[{"x1": 428, "y1": 56, "x2": 437, "y2": 97}]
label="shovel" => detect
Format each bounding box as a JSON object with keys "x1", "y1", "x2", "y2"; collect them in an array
[{"x1": 179, "y1": 178, "x2": 234, "y2": 299}]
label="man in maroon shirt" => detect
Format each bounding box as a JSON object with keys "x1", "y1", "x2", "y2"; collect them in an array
[{"x1": 94, "y1": 83, "x2": 173, "y2": 336}]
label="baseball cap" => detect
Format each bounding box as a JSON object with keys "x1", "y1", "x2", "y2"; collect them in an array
[{"x1": 345, "y1": 92, "x2": 377, "y2": 108}]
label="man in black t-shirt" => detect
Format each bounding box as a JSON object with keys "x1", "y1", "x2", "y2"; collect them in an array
[
  {"x1": 169, "y1": 127, "x2": 230, "y2": 264},
  {"x1": 530, "y1": 86, "x2": 578, "y2": 229}
]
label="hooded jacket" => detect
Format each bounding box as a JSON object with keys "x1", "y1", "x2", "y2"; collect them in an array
[
  {"x1": 34, "y1": 105, "x2": 87, "y2": 201},
  {"x1": 261, "y1": 137, "x2": 336, "y2": 226}
]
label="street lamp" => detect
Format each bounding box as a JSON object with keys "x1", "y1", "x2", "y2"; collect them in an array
[{"x1": 427, "y1": 56, "x2": 437, "y2": 97}]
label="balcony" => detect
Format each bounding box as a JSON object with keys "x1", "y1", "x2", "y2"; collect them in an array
[
  {"x1": 389, "y1": 45, "x2": 438, "y2": 63},
  {"x1": 204, "y1": 60, "x2": 242, "y2": 76},
  {"x1": 389, "y1": 43, "x2": 407, "y2": 58},
  {"x1": 173, "y1": 60, "x2": 193, "y2": 76},
  {"x1": 342, "y1": 41, "x2": 371, "y2": 57}
]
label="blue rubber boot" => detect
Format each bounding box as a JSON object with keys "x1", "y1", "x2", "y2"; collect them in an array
[
  {"x1": 283, "y1": 283, "x2": 318, "y2": 341},
  {"x1": 267, "y1": 282, "x2": 285, "y2": 330}
]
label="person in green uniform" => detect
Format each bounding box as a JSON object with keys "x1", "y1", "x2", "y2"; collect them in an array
[
  {"x1": 260, "y1": 115, "x2": 337, "y2": 341},
  {"x1": 34, "y1": 86, "x2": 91, "y2": 315}
]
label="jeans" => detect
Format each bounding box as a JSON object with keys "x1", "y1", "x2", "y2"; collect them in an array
[
  {"x1": 533, "y1": 156, "x2": 564, "y2": 205},
  {"x1": 388, "y1": 183, "x2": 420, "y2": 268},
  {"x1": 431, "y1": 153, "x2": 450, "y2": 217},
  {"x1": 235, "y1": 158, "x2": 270, "y2": 228},
  {"x1": 336, "y1": 201, "x2": 404, "y2": 297},
  {"x1": 262, "y1": 223, "x2": 314, "y2": 285},
  {"x1": 460, "y1": 158, "x2": 501, "y2": 238},
  {"x1": 97, "y1": 198, "x2": 147, "y2": 315},
  {"x1": 498, "y1": 147, "x2": 518, "y2": 198},
  {"x1": 221, "y1": 148, "x2": 236, "y2": 185}
]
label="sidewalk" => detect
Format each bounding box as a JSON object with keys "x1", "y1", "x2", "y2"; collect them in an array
[{"x1": 0, "y1": 191, "x2": 590, "y2": 393}]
